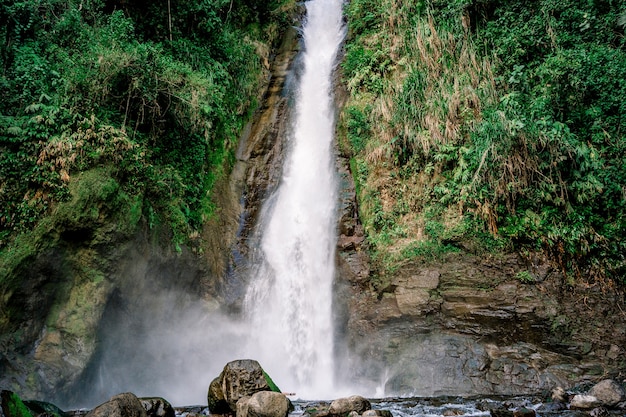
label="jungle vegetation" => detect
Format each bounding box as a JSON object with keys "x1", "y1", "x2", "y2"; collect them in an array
[
  {"x1": 1, "y1": 0, "x2": 625, "y2": 293},
  {"x1": 0, "y1": 0, "x2": 294, "y2": 264},
  {"x1": 341, "y1": 0, "x2": 626, "y2": 287}
]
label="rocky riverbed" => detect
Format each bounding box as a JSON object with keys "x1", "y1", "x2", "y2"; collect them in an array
[
  {"x1": 2, "y1": 360, "x2": 625, "y2": 417},
  {"x1": 6, "y1": 393, "x2": 626, "y2": 417}
]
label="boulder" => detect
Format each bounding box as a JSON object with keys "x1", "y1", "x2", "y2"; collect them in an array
[
  {"x1": 85, "y1": 393, "x2": 147, "y2": 417},
  {"x1": 237, "y1": 396, "x2": 252, "y2": 417},
  {"x1": 589, "y1": 379, "x2": 626, "y2": 407},
  {"x1": 242, "y1": 391, "x2": 291, "y2": 417},
  {"x1": 589, "y1": 407, "x2": 609, "y2": 417},
  {"x1": 328, "y1": 396, "x2": 371, "y2": 416},
  {"x1": 207, "y1": 360, "x2": 278, "y2": 414},
  {"x1": 139, "y1": 398, "x2": 175, "y2": 417},
  {"x1": 489, "y1": 409, "x2": 513, "y2": 417},
  {"x1": 363, "y1": 410, "x2": 393, "y2": 417},
  {"x1": 570, "y1": 394, "x2": 600, "y2": 410},
  {"x1": 208, "y1": 376, "x2": 231, "y2": 414},
  {"x1": 512, "y1": 409, "x2": 535, "y2": 417},
  {"x1": 300, "y1": 402, "x2": 331, "y2": 417},
  {"x1": 537, "y1": 402, "x2": 565, "y2": 413}
]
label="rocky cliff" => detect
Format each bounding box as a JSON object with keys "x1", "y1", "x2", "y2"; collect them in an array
[
  {"x1": 0, "y1": 14, "x2": 302, "y2": 406},
  {"x1": 334, "y1": 164, "x2": 626, "y2": 395},
  {"x1": 333, "y1": 0, "x2": 626, "y2": 397}
]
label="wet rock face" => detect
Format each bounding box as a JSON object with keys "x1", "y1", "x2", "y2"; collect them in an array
[
  {"x1": 333, "y1": 238, "x2": 626, "y2": 395},
  {"x1": 392, "y1": 269, "x2": 440, "y2": 316},
  {"x1": 221, "y1": 25, "x2": 301, "y2": 312},
  {"x1": 0, "y1": 221, "x2": 211, "y2": 405}
]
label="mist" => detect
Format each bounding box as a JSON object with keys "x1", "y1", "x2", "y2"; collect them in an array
[
  {"x1": 60, "y1": 281, "x2": 251, "y2": 408},
  {"x1": 59, "y1": 0, "x2": 364, "y2": 408}
]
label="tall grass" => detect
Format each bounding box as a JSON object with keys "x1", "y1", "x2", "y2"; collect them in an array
[
  {"x1": 343, "y1": 0, "x2": 626, "y2": 284},
  {"x1": 342, "y1": 1, "x2": 504, "y2": 278}
]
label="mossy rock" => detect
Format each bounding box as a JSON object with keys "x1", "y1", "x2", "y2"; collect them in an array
[
  {"x1": 1, "y1": 390, "x2": 69, "y2": 417},
  {"x1": 208, "y1": 359, "x2": 286, "y2": 414},
  {"x1": 1, "y1": 391, "x2": 34, "y2": 417},
  {"x1": 207, "y1": 377, "x2": 230, "y2": 414},
  {"x1": 23, "y1": 400, "x2": 69, "y2": 417}
]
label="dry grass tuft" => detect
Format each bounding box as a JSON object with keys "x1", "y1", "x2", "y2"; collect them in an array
[{"x1": 343, "y1": 0, "x2": 503, "y2": 270}]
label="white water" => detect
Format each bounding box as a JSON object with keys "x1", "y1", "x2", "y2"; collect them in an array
[{"x1": 243, "y1": 0, "x2": 345, "y2": 400}]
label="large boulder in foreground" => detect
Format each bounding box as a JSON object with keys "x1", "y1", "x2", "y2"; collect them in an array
[
  {"x1": 589, "y1": 379, "x2": 626, "y2": 407},
  {"x1": 237, "y1": 391, "x2": 291, "y2": 417},
  {"x1": 208, "y1": 359, "x2": 281, "y2": 414},
  {"x1": 208, "y1": 376, "x2": 231, "y2": 414},
  {"x1": 85, "y1": 393, "x2": 147, "y2": 417},
  {"x1": 329, "y1": 396, "x2": 371, "y2": 416}
]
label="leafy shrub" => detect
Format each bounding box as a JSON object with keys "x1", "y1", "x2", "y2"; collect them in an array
[
  {"x1": 341, "y1": 0, "x2": 626, "y2": 284},
  {"x1": 345, "y1": 0, "x2": 385, "y2": 35},
  {"x1": 0, "y1": 0, "x2": 294, "y2": 252}
]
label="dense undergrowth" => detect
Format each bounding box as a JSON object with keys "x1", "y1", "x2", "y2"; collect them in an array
[
  {"x1": 341, "y1": 0, "x2": 626, "y2": 287},
  {"x1": 0, "y1": 1, "x2": 293, "y2": 259}
]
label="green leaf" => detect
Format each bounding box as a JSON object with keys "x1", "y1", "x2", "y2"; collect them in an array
[{"x1": 262, "y1": 369, "x2": 282, "y2": 393}]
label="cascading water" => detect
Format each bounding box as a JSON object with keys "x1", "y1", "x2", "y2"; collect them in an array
[{"x1": 243, "y1": 0, "x2": 345, "y2": 399}]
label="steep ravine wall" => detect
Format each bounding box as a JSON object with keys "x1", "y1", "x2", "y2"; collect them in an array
[
  {"x1": 0, "y1": 189, "x2": 216, "y2": 403},
  {"x1": 331, "y1": 37, "x2": 626, "y2": 396},
  {"x1": 0, "y1": 20, "x2": 303, "y2": 405},
  {"x1": 220, "y1": 25, "x2": 301, "y2": 312},
  {"x1": 334, "y1": 157, "x2": 626, "y2": 396}
]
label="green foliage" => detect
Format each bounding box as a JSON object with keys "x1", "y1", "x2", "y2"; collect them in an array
[
  {"x1": 0, "y1": 390, "x2": 34, "y2": 417},
  {"x1": 345, "y1": 105, "x2": 371, "y2": 153},
  {"x1": 342, "y1": 0, "x2": 626, "y2": 284},
  {"x1": 515, "y1": 270, "x2": 535, "y2": 284},
  {"x1": 471, "y1": 0, "x2": 626, "y2": 282},
  {"x1": 0, "y1": 0, "x2": 294, "y2": 254},
  {"x1": 23, "y1": 400, "x2": 69, "y2": 417},
  {"x1": 344, "y1": 0, "x2": 385, "y2": 35},
  {"x1": 262, "y1": 369, "x2": 281, "y2": 393},
  {"x1": 343, "y1": 43, "x2": 390, "y2": 94}
]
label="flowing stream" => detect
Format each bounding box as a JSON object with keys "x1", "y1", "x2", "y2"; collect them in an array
[{"x1": 243, "y1": 0, "x2": 346, "y2": 399}]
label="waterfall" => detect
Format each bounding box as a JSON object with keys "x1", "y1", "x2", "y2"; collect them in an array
[{"x1": 243, "y1": 0, "x2": 345, "y2": 399}]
